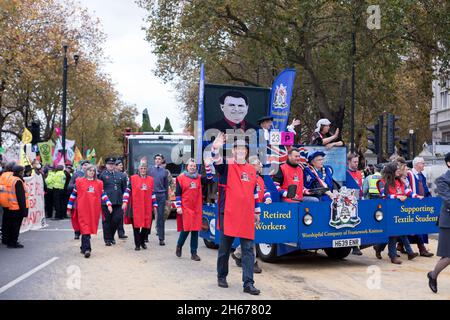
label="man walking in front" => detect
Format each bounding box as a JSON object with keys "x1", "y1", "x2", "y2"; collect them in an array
[
  {"x1": 148, "y1": 154, "x2": 169, "y2": 246},
  {"x1": 210, "y1": 132, "x2": 261, "y2": 295}
]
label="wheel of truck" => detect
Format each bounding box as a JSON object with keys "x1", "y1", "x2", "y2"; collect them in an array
[
  {"x1": 256, "y1": 243, "x2": 279, "y2": 263},
  {"x1": 324, "y1": 247, "x2": 352, "y2": 259},
  {"x1": 203, "y1": 239, "x2": 219, "y2": 250}
]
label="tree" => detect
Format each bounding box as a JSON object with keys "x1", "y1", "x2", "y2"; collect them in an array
[
  {"x1": 139, "y1": 0, "x2": 450, "y2": 149},
  {"x1": 140, "y1": 108, "x2": 154, "y2": 132},
  {"x1": 162, "y1": 117, "x2": 174, "y2": 132},
  {"x1": 154, "y1": 124, "x2": 161, "y2": 132}
]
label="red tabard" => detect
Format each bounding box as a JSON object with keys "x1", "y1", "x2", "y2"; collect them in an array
[
  {"x1": 130, "y1": 175, "x2": 154, "y2": 229},
  {"x1": 383, "y1": 179, "x2": 407, "y2": 197},
  {"x1": 70, "y1": 205, "x2": 80, "y2": 232},
  {"x1": 256, "y1": 175, "x2": 265, "y2": 202},
  {"x1": 280, "y1": 164, "x2": 304, "y2": 202},
  {"x1": 176, "y1": 174, "x2": 202, "y2": 232},
  {"x1": 75, "y1": 178, "x2": 103, "y2": 235},
  {"x1": 219, "y1": 163, "x2": 257, "y2": 240}
]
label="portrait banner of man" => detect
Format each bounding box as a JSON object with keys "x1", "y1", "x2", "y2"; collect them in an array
[{"x1": 204, "y1": 84, "x2": 271, "y2": 136}]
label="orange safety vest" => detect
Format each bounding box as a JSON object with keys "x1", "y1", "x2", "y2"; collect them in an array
[
  {"x1": 1, "y1": 175, "x2": 29, "y2": 210},
  {"x1": 0, "y1": 172, "x2": 14, "y2": 207}
]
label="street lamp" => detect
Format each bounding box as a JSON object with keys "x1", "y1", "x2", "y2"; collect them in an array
[{"x1": 61, "y1": 45, "x2": 79, "y2": 164}]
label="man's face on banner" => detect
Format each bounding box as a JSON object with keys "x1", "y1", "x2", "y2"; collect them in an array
[{"x1": 220, "y1": 96, "x2": 249, "y2": 124}]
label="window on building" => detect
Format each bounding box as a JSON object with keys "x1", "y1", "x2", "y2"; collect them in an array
[
  {"x1": 443, "y1": 132, "x2": 450, "y2": 142},
  {"x1": 441, "y1": 89, "x2": 449, "y2": 110}
]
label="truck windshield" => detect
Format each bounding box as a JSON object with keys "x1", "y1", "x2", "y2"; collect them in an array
[{"x1": 128, "y1": 139, "x2": 191, "y2": 176}]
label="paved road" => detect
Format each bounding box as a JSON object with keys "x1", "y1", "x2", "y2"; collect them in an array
[{"x1": 0, "y1": 219, "x2": 449, "y2": 300}]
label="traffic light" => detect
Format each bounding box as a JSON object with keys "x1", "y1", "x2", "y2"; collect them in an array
[
  {"x1": 398, "y1": 138, "x2": 410, "y2": 159},
  {"x1": 366, "y1": 115, "x2": 383, "y2": 163},
  {"x1": 386, "y1": 113, "x2": 400, "y2": 156}
]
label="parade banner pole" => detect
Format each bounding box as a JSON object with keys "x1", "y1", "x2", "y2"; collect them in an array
[
  {"x1": 269, "y1": 68, "x2": 296, "y2": 132},
  {"x1": 196, "y1": 63, "x2": 205, "y2": 167}
]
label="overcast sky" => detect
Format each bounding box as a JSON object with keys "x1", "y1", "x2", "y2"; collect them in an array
[{"x1": 76, "y1": 0, "x2": 183, "y2": 132}]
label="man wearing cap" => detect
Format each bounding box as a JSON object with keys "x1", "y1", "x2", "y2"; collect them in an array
[
  {"x1": 51, "y1": 165, "x2": 67, "y2": 220},
  {"x1": 303, "y1": 151, "x2": 335, "y2": 201},
  {"x1": 363, "y1": 164, "x2": 383, "y2": 199},
  {"x1": 310, "y1": 119, "x2": 344, "y2": 148},
  {"x1": 148, "y1": 153, "x2": 169, "y2": 246},
  {"x1": 99, "y1": 157, "x2": 128, "y2": 246},
  {"x1": 273, "y1": 148, "x2": 318, "y2": 203},
  {"x1": 68, "y1": 160, "x2": 90, "y2": 239},
  {"x1": 209, "y1": 132, "x2": 262, "y2": 295},
  {"x1": 1, "y1": 165, "x2": 29, "y2": 248},
  {"x1": 257, "y1": 116, "x2": 300, "y2": 175},
  {"x1": 114, "y1": 159, "x2": 128, "y2": 239}
]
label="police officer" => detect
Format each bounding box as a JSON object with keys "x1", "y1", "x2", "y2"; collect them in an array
[
  {"x1": 114, "y1": 159, "x2": 128, "y2": 239},
  {"x1": 363, "y1": 164, "x2": 383, "y2": 199},
  {"x1": 52, "y1": 165, "x2": 67, "y2": 220},
  {"x1": 99, "y1": 157, "x2": 128, "y2": 246}
]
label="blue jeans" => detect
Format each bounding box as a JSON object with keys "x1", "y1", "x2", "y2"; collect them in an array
[
  {"x1": 378, "y1": 236, "x2": 414, "y2": 258},
  {"x1": 217, "y1": 214, "x2": 255, "y2": 287},
  {"x1": 177, "y1": 231, "x2": 199, "y2": 254}
]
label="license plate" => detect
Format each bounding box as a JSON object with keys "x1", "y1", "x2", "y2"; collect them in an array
[{"x1": 332, "y1": 238, "x2": 361, "y2": 248}]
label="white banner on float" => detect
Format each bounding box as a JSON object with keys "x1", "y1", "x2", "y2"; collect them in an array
[{"x1": 20, "y1": 174, "x2": 47, "y2": 233}]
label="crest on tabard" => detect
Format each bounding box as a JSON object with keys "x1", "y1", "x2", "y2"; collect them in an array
[
  {"x1": 141, "y1": 184, "x2": 147, "y2": 191},
  {"x1": 329, "y1": 187, "x2": 361, "y2": 229},
  {"x1": 190, "y1": 182, "x2": 197, "y2": 189},
  {"x1": 273, "y1": 83, "x2": 288, "y2": 109},
  {"x1": 241, "y1": 172, "x2": 250, "y2": 182},
  {"x1": 88, "y1": 186, "x2": 95, "y2": 193}
]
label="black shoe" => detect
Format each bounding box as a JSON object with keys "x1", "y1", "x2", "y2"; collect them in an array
[
  {"x1": 135, "y1": 246, "x2": 141, "y2": 251},
  {"x1": 105, "y1": 241, "x2": 112, "y2": 247},
  {"x1": 243, "y1": 284, "x2": 260, "y2": 295},
  {"x1": 191, "y1": 254, "x2": 201, "y2": 261},
  {"x1": 427, "y1": 272, "x2": 438, "y2": 293},
  {"x1": 111, "y1": 240, "x2": 116, "y2": 245},
  {"x1": 7, "y1": 243, "x2": 24, "y2": 249},
  {"x1": 218, "y1": 278, "x2": 228, "y2": 288},
  {"x1": 231, "y1": 253, "x2": 242, "y2": 267},
  {"x1": 254, "y1": 262, "x2": 262, "y2": 274},
  {"x1": 352, "y1": 247, "x2": 363, "y2": 256},
  {"x1": 119, "y1": 235, "x2": 128, "y2": 239},
  {"x1": 408, "y1": 252, "x2": 419, "y2": 260},
  {"x1": 141, "y1": 243, "x2": 147, "y2": 250},
  {"x1": 176, "y1": 246, "x2": 182, "y2": 257},
  {"x1": 84, "y1": 250, "x2": 91, "y2": 258},
  {"x1": 144, "y1": 239, "x2": 149, "y2": 243},
  {"x1": 159, "y1": 240, "x2": 165, "y2": 246},
  {"x1": 74, "y1": 234, "x2": 80, "y2": 240}
]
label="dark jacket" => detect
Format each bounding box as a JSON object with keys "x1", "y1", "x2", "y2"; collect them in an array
[
  {"x1": 99, "y1": 170, "x2": 127, "y2": 205},
  {"x1": 435, "y1": 170, "x2": 450, "y2": 228}
]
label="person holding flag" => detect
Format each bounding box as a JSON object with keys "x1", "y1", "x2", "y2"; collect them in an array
[
  {"x1": 122, "y1": 160, "x2": 158, "y2": 251},
  {"x1": 67, "y1": 164, "x2": 112, "y2": 258}
]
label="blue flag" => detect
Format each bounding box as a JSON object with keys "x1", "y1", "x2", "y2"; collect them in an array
[
  {"x1": 196, "y1": 63, "x2": 205, "y2": 165},
  {"x1": 269, "y1": 68, "x2": 296, "y2": 131}
]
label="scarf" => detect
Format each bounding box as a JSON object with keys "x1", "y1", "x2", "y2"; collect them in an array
[{"x1": 184, "y1": 171, "x2": 198, "y2": 179}]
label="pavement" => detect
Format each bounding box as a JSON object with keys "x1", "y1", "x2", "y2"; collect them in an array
[{"x1": 0, "y1": 218, "x2": 449, "y2": 300}]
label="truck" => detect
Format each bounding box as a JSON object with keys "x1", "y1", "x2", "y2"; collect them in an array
[
  {"x1": 199, "y1": 146, "x2": 442, "y2": 262},
  {"x1": 122, "y1": 129, "x2": 195, "y2": 218}
]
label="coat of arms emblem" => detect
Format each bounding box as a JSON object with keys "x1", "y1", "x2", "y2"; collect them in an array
[
  {"x1": 273, "y1": 83, "x2": 288, "y2": 109},
  {"x1": 241, "y1": 172, "x2": 250, "y2": 182},
  {"x1": 329, "y1": 187, "x2": 361, "y2": 229}
]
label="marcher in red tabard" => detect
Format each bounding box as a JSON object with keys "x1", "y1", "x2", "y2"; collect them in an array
[
  {"x1": 67, "y1": 164, "x2": 112, "y2": 258},
  {"x1": 122, "y1": 161, "x2": 158, "y2": 251},
  {"x1": 174, "y1": 158, "x2": 213, "y2": 261},
  {"x1": 209, "y1": 132, "x2": 262, "y2": 296}
]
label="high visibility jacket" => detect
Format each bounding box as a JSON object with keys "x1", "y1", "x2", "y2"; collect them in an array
[
  {"x1": 368, "y1": 174, "x2": 382, "y2": 194},
  {"x1": 47, "y1": 171, "x2": 66, "y2": 190},
  {"x1": 0, "y1": 172, "x2": 14, "y2": 207},
  {"x1": 1, "y1": 175, "x2": 29, "y2": 210}
]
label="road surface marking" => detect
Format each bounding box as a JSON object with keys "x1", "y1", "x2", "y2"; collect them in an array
[{"x1": 0, "y1": 257, "x2": 59, "y2": 295}]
